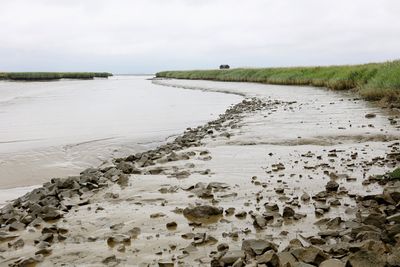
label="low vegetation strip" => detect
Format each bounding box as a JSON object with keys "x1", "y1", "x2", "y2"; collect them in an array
[
  {"x1": 156, "y1": 60, "x2": 400, "y2": 105},
  {"x1": 0, "y1": 72, "x2": 113, "y2": 81}
]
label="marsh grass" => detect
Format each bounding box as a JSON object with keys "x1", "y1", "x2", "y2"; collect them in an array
[
  {"x1": 156, "y1": 60, "x2": 400, "y2": 105},
  {"x1": 0, "y1": 72, "x2": 112, "y2": 81}
]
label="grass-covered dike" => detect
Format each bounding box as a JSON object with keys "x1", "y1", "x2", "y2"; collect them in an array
[
  {"x1": 156, "y1": 60, "x2": 400, "y2": 106},
  {"x1": 0, "y1": 72, "x2": 113, "y2": 81}
]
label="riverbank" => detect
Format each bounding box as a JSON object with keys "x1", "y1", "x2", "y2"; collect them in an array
[
  {"x1": 0, "y1": 72, "x2": 113, "y2": 81},
  {"x1": 1, "y1": 79, "x2": 400, "y2": 266},
  {"x1": 156, "y1": 60, "x2": 400, "y2": 106}
]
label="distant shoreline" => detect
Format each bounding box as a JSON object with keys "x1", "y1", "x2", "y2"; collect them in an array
[
  {"x1": 156, "y1": 60, "x2": 400, "y2": 107},
  {"x1": 0, "y1": 72, "x2": 113, "y2": 81}
]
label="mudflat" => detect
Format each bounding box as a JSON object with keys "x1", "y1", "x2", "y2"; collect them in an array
[{"x1": 1, "y1": 79, "x2": 399, "y2": 266}]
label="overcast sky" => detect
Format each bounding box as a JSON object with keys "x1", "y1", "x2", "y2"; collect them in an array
[{"x1": 0, "y1": 0, "x2": 399, "y2": 73}]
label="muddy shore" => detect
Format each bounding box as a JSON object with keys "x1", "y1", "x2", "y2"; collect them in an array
[{"x1": 1, "y1": 80, "x2": 400, "y2": 266}]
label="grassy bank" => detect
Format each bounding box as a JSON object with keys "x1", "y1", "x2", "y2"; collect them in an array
[
  {"x1": 0, "y1": 72, "x2": 113, "y2": 81},
  {"x1": 156, "y1": 60, "x2": 400, "y2": 105}
]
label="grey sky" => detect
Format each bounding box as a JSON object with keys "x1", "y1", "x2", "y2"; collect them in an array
[{"x1": 1, "y1": 0, "x2": 399, "y2": 73}]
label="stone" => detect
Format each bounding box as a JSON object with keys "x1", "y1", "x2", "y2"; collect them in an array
[
  {"x1": 362, "y1": 213, "x2": 386, "y2": 228},
  {"x1": 102, "y1": 255, "x2": 120, "y2": 266},
  {"x1": 35, "y1": 248, "x2": 52, "y2": 256},
  {"x1": 320, "y1": 259, "x2": 345, "y2": 267},
  {"x1": 9, "y1": 221, "x2": 25, "y2": 231},
  {"x1": 8, "y1": 238, "x2": 24, "y2": 249},
  {"x1": 241, "y1": 239, "x2": 277, "y2": 257},
  {"x1": 387, "y1": 213, "x2": 400, "y2": 224},
  {"x1": 265, "y1": 203, "x2": 279, "y2": 211},
  {"x1": 183, "y1": 205, "x2": 223, "y2": 219},
  {"x1": 0, "y1": 231, "x2": 19, "y2": 242},
  {"x1": 325, "y1": 180, "x2": 339, "y2": 192},
  {"x1": 166, "y1": 222, "x2": 177, "y2": 229},
  {"x1": 158, "y1": 262, "x2": 174, "y2": 267},
  {"x1": 301, "y1": 193, "x2": 310, "y2": 201},
  {"x1": 254, "y1": 215, "x2": 268, "y2": 228},
  {"x1": 346, "y1": 250, "x2": 386, "y2": 267},
  {"x1": 10, "y1": 255, "x2": 44, "y2": 267},
  {"x1": 283, "y1": 206, "x2": 295, "y2": 218},
  {"x1": 217, "y1": 243, "x2": 229, "y2": 252},
  {"x1": 291, "y1": 246, "x2": 329, "y2": 265},
  {"x1": 107, "y1": 234, "x2": 131, "y2": 246},
  {"x1": 256, "y1": 250, "x2": 280, "y2": 266},
  {"x1": 235, "y1": 211, "x2": 247, "y2": 218},
  {"x1": 277, "y1": 251, "x2": 297, "y2": 266},
  {"x1": 365, "y1": 113, "x2": 376, "y2": 118},
  {"x1": 116, "y1": 161, "x2": 136, "y2": 174},
  {"x1": 219, "y1": 250, "x2": 245, "y2": 265}
]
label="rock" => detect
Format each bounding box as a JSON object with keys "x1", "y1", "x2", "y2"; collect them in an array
[
  {"x1": 10, "y1": 255, "x2": 44, "y2": 267},
  {"x1": 158, "y1": 261, "x2": 174, "y2": 267},
  {"x1": 35, "y1": 248, "x2": 52, "y2": 256},
  {"x1": 150, "y1": 212, "x2": 166, "y2": 218},
  {"x1": 219, "y1": 250, "x2": 245, "y2": 265},
  {"x1": 166, "y1": 222, "x2": 177, "y2": 229},
  {"x1": 277, "y1": 251, "x2": 297, "y2": 266},
  {"x1": 325, "y1": 180, "x2": 339, "y2": 192},
  {"x1": 232, "y1": 258, "x2": 244, "y2": 267},
  {"x1": 8, "y1": 221, "x2": 25, "y2": 231},
  {"x1": 387, "y1": 213, "x2": 400, "y2": 224},
  {"x1": 292, "y1": 263, "x2": 315, "y2": 267},
  {"x1": 254, "y1": 215, "x2": 268, "y2": 228},
  {"x1": 387, "y1": 248, "x2": 400, "y2": 266},
  {"x1": 217, "y1": 243, "x2": 229, "y2": 252},
  {"x1": 102, "y1": 255, "x2": 120, "y2": 266},
  {"x1": 241, "y1": 239, "x2": 277, "y2": 257},
  {"x1": 116, "y1": 244, "x2": 125, "y2": 252},
  {"x1": 183, "y1": 205, "x2": 223, "y2": 221},
  {"x1": 107, "y1": 234, "x2": 131, "y2": 246},
  {"x1": 320, "y1": 259, "x2": 345, "y2": 267},
  {"x1": 8, "y1": 238, "x2": 24, "y2": 249},
  {"x1": 314, "y1": 202, "x2": 330, "y2": 212},
  {"x1": 256, "y1": 250, "x2": 280, "y2": 266},
  {"x1": 387, "y1": 224, "x2": 400, "y2": 238},
  {"x1": 346, "y1": 250, "x2": 386, "y2": 267},
  {"x1": 116, "y1": 161, "x2": 139, "y2": 174},
  {"x1": 283, "y1": 206, "x2": 295, "y2": 218},
  {"x1": 235, "y1": 211, "x2": 247, "y2": 218},
  {"x1": 0, "y1": 231, "x2": 19, "y2": 242},
  {"x1": 275, "y1": 188, "x2": 285, "y2": 194},
  {"x1": 362, "y1": 213, "x2": 386, "y2": 228},
  {"x1": 383, "y1": 183, "x2": 400, "y2": 204},
  {"x1": 207, "y1": 182, "x2": 229, "y2": 190},
  {"x1": 291, "y1": 246, "x2": 329, "y2": 265},
  {"x1": 265, "y1": 203, "x2": 279, "y2": 211},
  {"x1": 225, "y1": 207, "x2": 235, "y2": 216},
  {"x1": 365, "y1": 113, "x2": 376, "y2": 118},
  {"x1": 40, "y1": 206, "x2": 63, "y2": 221},
  {"x1": 301, "y1": 193, "x2": 310, "y2": 201},
  {"x1": 38, "y1": 233, "x2": 54, "y2": 244}
]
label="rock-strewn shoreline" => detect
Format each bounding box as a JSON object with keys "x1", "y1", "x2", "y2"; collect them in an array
[{"x1": 1, "y1": 93, "x2": 400, "y2": 266}]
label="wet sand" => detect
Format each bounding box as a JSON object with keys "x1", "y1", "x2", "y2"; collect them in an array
[{"x1": 0, "y1": 79, "x2": 399, "y2": 266}]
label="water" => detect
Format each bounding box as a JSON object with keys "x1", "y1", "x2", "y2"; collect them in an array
[{"x1": 0, "y1": 76, "x2": 242, "y2": 190}]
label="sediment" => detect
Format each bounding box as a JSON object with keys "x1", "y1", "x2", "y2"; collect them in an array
[{"x1": 0, "y1": 92, "x2": 399, "y2": 266}]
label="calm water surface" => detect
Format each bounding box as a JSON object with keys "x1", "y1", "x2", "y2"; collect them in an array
[{"x1": 0, "y1": 76, "x2": 241, "y2": 191}]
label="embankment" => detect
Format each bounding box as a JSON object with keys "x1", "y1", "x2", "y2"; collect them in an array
[
  {"x1": 156, "y1": 60, "x2": 400, "y2": 105},
  {"x1": 0, "y1": 72, "x2": 113, "y2": 81}
]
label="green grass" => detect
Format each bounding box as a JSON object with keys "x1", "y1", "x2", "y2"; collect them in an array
[
  {"x1": 0, "y1": 72, "x2": 113, "y2": 81},
  {"x1": 156, "y1": 60, "x2": 400, "y2": 105},
  {"x1": 388, "y1": 168, "x2": 400, "y2": 180}
]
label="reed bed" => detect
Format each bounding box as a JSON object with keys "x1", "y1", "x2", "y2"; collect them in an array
[
  {"x1": 0, "y1": 72, "x2": 112, "y2": 81},
  {"x1": 156, "y1": 61, "x2": 400, "y2": 104}
]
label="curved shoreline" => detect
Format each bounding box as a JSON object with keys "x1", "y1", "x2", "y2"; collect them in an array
[{"x1": 0, "y1": 79, "x2": 399, "y2": 266}]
